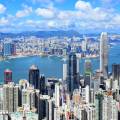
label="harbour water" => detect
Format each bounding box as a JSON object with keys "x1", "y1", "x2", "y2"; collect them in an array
[{"x1": 0, "y1": 45, "x2": 120, "y2": 83}]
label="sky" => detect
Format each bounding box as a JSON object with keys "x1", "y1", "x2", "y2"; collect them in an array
[{"x1": 0, "y1": 0, "x2": 120, "y2": 33}]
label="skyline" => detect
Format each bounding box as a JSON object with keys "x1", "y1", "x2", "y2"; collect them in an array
[{"x1": 0, "y1": 0, "x2": 120, "y2": 33}]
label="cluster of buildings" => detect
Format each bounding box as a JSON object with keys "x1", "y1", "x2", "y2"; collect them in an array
[
  {"x1": 0, "y1": 41, "x2": 16, "y2": 57},
  {"x1": 0, "y1": 32, "x2": 120, "y2": 120},
  {"x1": 0, "y1": 36, "x2": 99, "y2": 58}
]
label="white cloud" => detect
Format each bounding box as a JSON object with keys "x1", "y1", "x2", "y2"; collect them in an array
[
  {"x1": 47, "y1": 20, "x2": 56, "y2": 28},
  {"x1": 16, "y1": 6, "x2": 32, "y2": 18},
  {"x1": 0, "y1": 17, "x2": 8, "y2": 25},
  {"x1": 75, "y1": 0, "x2": 92, "y2": 11},
  {"x1": 35, "y1": 8, "x2": 55, "y2": 18},
  {"x1": 1, "y1": 0, "x2": 120, "y2": 32},
  {"x1": 0, "y1": 4, "x2": 6, "y2": 14}
]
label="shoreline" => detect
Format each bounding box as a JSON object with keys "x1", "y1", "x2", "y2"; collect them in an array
[{"x1": 0, "y1": 54, "x2": 99, "y2": 62}]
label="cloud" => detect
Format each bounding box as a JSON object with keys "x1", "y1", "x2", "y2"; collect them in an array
[
  {"x1": 16, "y1": 6, "x2": 32, "y2": 18},
  {"x1": 1, "y1": 0, "x2": 120, "y2": 32},
  {"x1": 0, "y1": 17, "x2": 8, "y2": 25},
  {"x1": 75, "y1": 0, "x2": 92, "y2": 11},
  {"x1": 31, "y1": 0, "x2": 65, "y2": 3},
  {"x1": 35, "y1": 8, "x2": 55, "y2": 18},
  {"x1": 0, "y1": 4, "x2": 6, "y2": 14}
]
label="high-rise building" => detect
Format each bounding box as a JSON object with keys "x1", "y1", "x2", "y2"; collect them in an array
[
  {"x1": 100, "y1": 32, "x2": 108, "y2": 79},
  {"x1": 82, "y1": 85, "x2": 90, "y2": 104},
  {"x1": 11, "y1": 43, "x2": 16, "y2": 55},
  {"x1": 22, "y1": 87, "x2": 36, "y2": 109},
  {"x1": 85, "y1": 59, "x2": 92, "y2": 73},
  {"x1": 95, "y1": 93, "x2": 104, "y2": 120},
  {"x1": 39, "y1": 95, "x2": 50, "y2": 120},
  {"x1": 3, "y1": 42, "x2": 16, "y2": 56},
  {"x1": 63, "y1": 58, "x2": 67, "y2": 81},
  {"x1": 112, "y1": 64, "x2": 120, "y2": 88},
  {"x1": 4, "y1": 69, "x2": 12, "y2": 84},
  {"x1": 84, "y1": 59, "x2": 92, "y2": 87},
  {"x1": 29, "y1": 65, "x2": 40, "y2": 89},
  {"x1": 55, "y1": 83, "x2": 60, "y2": 107},
  {"x1": 67, "y1": 53, "x2": 79, "y2": 93},
  {"x1": 102, "y1": 93, "x2": 118, "y2": 120},
  {"x1": 35, "y1": 90, "x2": 40, "y2": 120},
  {"x1": 3, "y1": 83, "x2": 19, "y2": 113},
  {"x1": 86, "y1": 105, "x2": 96, "y2": 120},
  {"x1": 46, "y1": 99, "x2": 55, "y2": 120},
  {"x1": 13, "y1": 85, "x2": 20, "y2": 112},
  {"x1": 39, "y1": 75, "x2": 46, "y2": 94},
  {"x1": 0, "y1": 86, "x2": 3, "y2": 112}
]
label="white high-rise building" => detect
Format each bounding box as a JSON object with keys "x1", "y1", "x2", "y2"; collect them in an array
[
  {"x1": 63, "y1": 58, "x2": 67, "y2": 81},
  {"x1": 100, "y1": 32, "x2": 108, "y2": 79},
  {"x1": 3, "y1": 83, "x2": 19, "y2": 113},
  {"x1": 22, "y1": 87, "x2": 35, "y2": 108},
  {"x1": 102, "y1": 94, "x2": 118, "y2": 120},
  {"x1": 55, "y1": 83, "x2": 60, "y2": 107}
]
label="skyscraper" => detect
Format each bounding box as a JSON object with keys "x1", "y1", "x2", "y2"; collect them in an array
[
  {"x1": 3, "y1": 42, "x2": 16, "y2": 56},
  {"x1": 29, "y1": 65, "x2": 40, "y2": 89},
  {"x1": 102, "y1": 93, "x2": 118, "y2": 120},
  {"x1": 100, "y1": 32, "x2": 108, "y2": 79},
  {"x1": 67, "y1": 53, "x2": 79, "y2": 93},
  {"x1": 95, "y1": 93, "x2": 104, "y2": 120},
  {"x1": 4, "y1": 69, "x2": 12, "y2": 84},
  {"x1": 55, "y1": 83, "x2": 60, "y2": 107},
  {"x1": 84, "y1": 59, "x2": 92, "y2": 87},
  {"x1": 11, "y1": 43, "x2": 16, "y2": 55},
  {"x1": 3, "y1": 83, "x2": 19, "y2": 113},
  {"x1": 112, "y1": 64, "x2": 120, "y2": 87},
  {"x1": 63, "y1": 58, "x2": 67, "y2": 81},
  {"x1": 39, "y1": 75, "x2": 46, "y2": 94}
]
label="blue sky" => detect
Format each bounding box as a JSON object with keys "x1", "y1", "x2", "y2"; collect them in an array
[{"x1": 0, "y1": 0, "x2": 120, "y2": 33}]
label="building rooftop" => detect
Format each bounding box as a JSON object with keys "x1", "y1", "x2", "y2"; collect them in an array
[{"x1": 30, "y1": 65, "x2": 38, "y2": 70}]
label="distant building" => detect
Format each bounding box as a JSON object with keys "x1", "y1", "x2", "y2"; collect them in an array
[
  {"x1": 3, "y1": 42, "x2": 16, "y2": 56},
  {"x1": 11, "y1": 43, "x2": 16, "y2": 55}
]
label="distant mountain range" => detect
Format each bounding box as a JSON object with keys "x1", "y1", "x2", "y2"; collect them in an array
[{"x1": 0, "y1": 30, "x2": 99, "y2": 39}]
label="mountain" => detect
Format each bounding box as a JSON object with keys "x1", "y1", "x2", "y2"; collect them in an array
[{"x1": 0, "y1": 30, "x2": 82, "y2": 39}]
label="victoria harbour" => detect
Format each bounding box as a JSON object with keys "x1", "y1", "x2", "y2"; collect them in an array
[{"x1": 0, "y1": 44, "x2": 119, "y2": 83}]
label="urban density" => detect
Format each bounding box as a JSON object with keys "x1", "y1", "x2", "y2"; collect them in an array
[
  {"x1": 0, "y1": 35, "x2": 100, "y2": 60},
  {"x1": 0, "y1": 0, "x2": 120, "y2": 120},
  {"x1": 0, "y1": 32, "x2": 120, "y2": 120}
]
